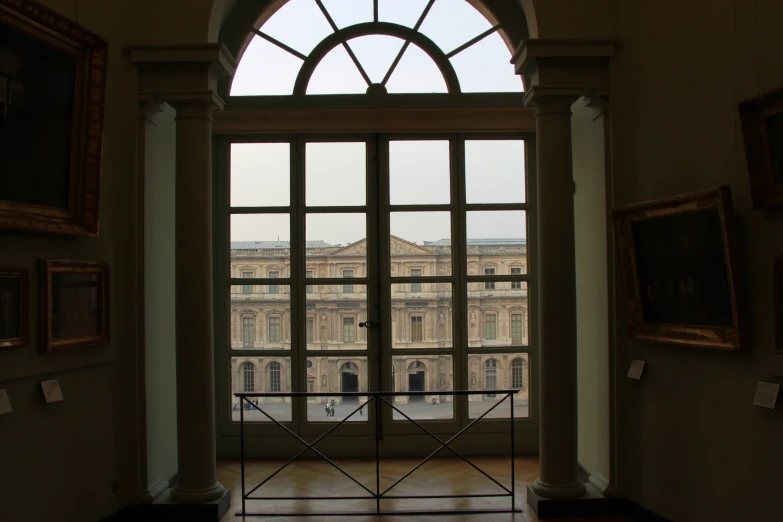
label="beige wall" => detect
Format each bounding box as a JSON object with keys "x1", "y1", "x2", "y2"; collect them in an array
[
  {"x1": 572, "y1": 98, "x2": 611, "y2": 486},
  {"x1": 612, "y1": 0, "x2": 783, "y2": 520}
]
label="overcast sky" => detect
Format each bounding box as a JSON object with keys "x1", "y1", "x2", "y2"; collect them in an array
[{"x1": 228, "y1": 0, "x2": 527, "y2": 245}]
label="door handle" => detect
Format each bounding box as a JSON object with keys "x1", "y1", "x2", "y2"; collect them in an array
[{"x1": 359, "y1": 321, "x2": 374, "y2": 330}]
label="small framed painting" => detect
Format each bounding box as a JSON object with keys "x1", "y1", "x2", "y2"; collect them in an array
[
  {"x1": 0, "y1": 268, "x2": 27, "y2": 348},
  {"x1": 39, "y1": 259, "x2": 109, "y2": 353},
  {"x1": 739, "y1": 87, "x2": 783, "y2": 209},
  {"x1": 614, "y1": 186, "x2": 746, "y2": 350}
]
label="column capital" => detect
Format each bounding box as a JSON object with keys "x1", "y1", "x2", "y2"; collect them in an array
[
  {"x1": 130, "y1": 43, "x2": 236, "y2": 110},
  {"x1": 512, "y1": 39, "x2": 617, "y2": 107}
]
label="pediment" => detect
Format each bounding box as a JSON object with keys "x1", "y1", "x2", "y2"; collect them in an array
[{"x1": 332, "y1": 236, "x2": 436, "y2": 256}]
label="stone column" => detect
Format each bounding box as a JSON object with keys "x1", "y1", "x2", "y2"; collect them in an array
[
  {"x1": 170, "y1": 100, "x2": 226, "y2": 504},
  {"x1": 529, "y1": 96, "x2": 585, "y2": 499}
]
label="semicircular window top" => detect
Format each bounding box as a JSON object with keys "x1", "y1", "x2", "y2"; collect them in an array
[{"x1": 230, "y1": 0, "x2": 524, "y2": 96}]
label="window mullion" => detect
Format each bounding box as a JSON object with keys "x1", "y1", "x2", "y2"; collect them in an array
[{"x1": 452, "y1": 135, "x2": 467, "y2": 424}]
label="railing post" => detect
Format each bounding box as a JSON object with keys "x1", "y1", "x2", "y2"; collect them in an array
[
  {"x1": 510, "y1": 392, "x2": 515, "y2": 512},
  {"x1": 375, "y1": 393, "x2": 381, "y2": 514},
  {"x1": 240, "y1": 395, "x2": 246, "y2": 516}
]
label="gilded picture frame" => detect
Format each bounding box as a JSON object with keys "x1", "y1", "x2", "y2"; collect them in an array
[
  {"x1": 0, "y1": 0, "x2": 107, "y2": 236},
  {"x1": 613, "y1": 186, "x2": 746, "y2": 350},
  {"x1": 39, "y1": 259, "x2": 109, "y2": 353},
  {"x1": 0, "y1": 267, "x2": 27, "y2": 348},
  {"x1": 739, "y1": 86, "x2": 783, "y2": 209}
]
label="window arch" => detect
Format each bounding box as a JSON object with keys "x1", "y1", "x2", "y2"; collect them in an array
[
  {"x1": 511, "y1": 358, "x2": 525, "y2": 390},
  {"x1": 241, "y1": 361, "x2": 256, "y2": 392},
  {"x1": 230, "y1": 0, "x2": 524, "y2": 96},
  {"x1": 267, "y1": 361, "x2": 282, "y2": 392}
]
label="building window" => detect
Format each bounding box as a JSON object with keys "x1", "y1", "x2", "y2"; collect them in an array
[
  {"x1": 268, "y1": 316, "x2": 281, "y2": 343},
  {"x1": 343, "y1": 269, "x2": 354, "y2": 293},
  {"x1": 485, "y1": 314, "x2": 497, "y2": 340},
  {"x1": 268, "y1": 362, "x2": 281, "y2": 392},
  {"x1": 306, "y1": 270, "x2": 313, "y2": 293},
  {"x1": 511, "y1": 267, "x2": 522, "y2": 289},
  {"x1": 511, "y1": 358, "x2": 525, "y2": 389},
  {"x1": 242, "y1": 316, "x2": 255, "y2": 347},
  {"x1": 268, "y1": 271, "x2": 279, "y2": 294},
  {"x1": 242, "y1": 362, "x2": 255, "y2": 392},
  {"x1": 306, "y1": 317, "x2": 314, "y2": 343},
  {"x1": 511, "y1": 314, "x2": 523, "y2": 342},
  {"x1": 411, "y1": 315, "x2": 423, "y2": 342},
  {"x1": 484, "y1": 268, "x2": 495, "y2": 290},
  {"x1": 308, "y1": 380, "x2": 314, "y2": 392},
  {"x1": 242, "y1": 271, "x2": 253, "y2": 293},
  {"x1": 410, "y1": 268, "x2": 422, "y2": 292},
  {"x1": 343, "y1": 317, "x2": 355, "y2": 343},
  {"x1": 485, "y1": 359, "x2": 497, "y2": 397}
]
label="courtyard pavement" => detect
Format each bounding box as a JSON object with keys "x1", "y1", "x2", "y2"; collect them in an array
[{"x1": 231, "y1": 398, "x2": 528, "y2": 423}]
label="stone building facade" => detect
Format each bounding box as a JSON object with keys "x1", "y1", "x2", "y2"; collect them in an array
[{"x1": 230, "y1": 236, "x2": 529, "y2": 405}]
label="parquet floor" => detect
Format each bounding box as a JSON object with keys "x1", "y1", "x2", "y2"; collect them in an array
[{"x1": 216, "y1": 457, "x2": 631, "y2": 522}]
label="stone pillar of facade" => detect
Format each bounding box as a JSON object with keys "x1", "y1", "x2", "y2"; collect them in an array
[
  {"x1": 131, "y1": 44, "x2": 236, "y2": 516},
  {"x1": 512, "y1": 40, "x2": 615, "y2": 506}
]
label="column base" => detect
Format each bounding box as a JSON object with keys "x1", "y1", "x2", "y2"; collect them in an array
[
  {"x1": 530, "y1": 477, "x2": 586, "y2": 499},
  {"x1": 170, "y1": 482, "x2": 226, "y2": 503},
  {"x1": 527, "y1": 482, "x2": 625, "y2": 519},
  {"x1": 144, "y1": 487, "x2": 230, "y2": 522}
]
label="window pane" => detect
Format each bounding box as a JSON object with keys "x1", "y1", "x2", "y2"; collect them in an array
[
  {"x1": 418, "y1": 0, "x2": 492, "y2": 55},
  {"x1": 385, "y1": 43, "x2": 448, "y2": 93},
  {"x1": 306, "y1": 142, "x2": 366, "y2": 206},
  {"x1": 230, "y1": 36, "x2": 303, "y2": 96},
  {"x1": 307, "y1": 45, "x2": 367, "y2": 94},
  {"x1": 391, "y1": 211, "x2": 451, "y2": 276},
  {"x1": 391, "y1": 283, "x2": 452, "y2": 349},
  {"x1": 230, "y1": 285, "x2": 291, "y2": 350},
  {"x1": 260, "y1": 0, "x2": 333, "y2": 56},
  {"x1": 466, "y1": 211, "x2": 527, "y2": 274},
  {"x1": 467, "y1": 282, "x2": 528, "y2": 347},
  {"x1": 231, "y1": 214, "x2": 291, "y2": 279},
  {"x1": 306, "y1": 213, "x2": 367, "y2": 276},
  {"x1": 379, "y1": 0, "x2": 430, "y2": 28},
  {"x1": 347, "y1": 35, "x2": 405, "y2": 84},
  {"x1": 231, "y1": 357, "x2": 291, "y2": 423},
  {"x1": 306, "y1": 286, "x2": 367, "y2": 350},
  {"x1": 465, "y1": 140, "x2": 526, "y2": 203},
  {"x1": 391, "y1": 356, "x2": 453, "y2": 420},
  {"x1": 389, "y1": 141, "x2": 450, "y2": 205},
  {"x1": 468, "y1": 353, "x2": 529, "y2": 419},
  {"x1": 322, "y1": 0, "x2": 373, "y2": 28},
  {"x1": 307, "y1": 356, "x2": 369, "y2": 423},
  {"x1": 450, "y1": 31, "x2": 524, "y2": 93},
  {"x1": 231, "y1": 143, "x2": 290, "y2": 207}
]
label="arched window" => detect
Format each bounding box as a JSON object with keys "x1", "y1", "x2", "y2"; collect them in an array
[
  {"x1": 242, "y1": 361, "x2": 255, "y2": 392},
  {"x1": 268, "y1": 361, "x2": 281, "y2": 392},
  {"x1": 485, "y1": 358, "x2": 497, "y2": 397},
  {"x1": 511, "y1": 358, "x2": 525, "y2": 390},
  {"x1": 231, "y1": 0, "x2": 523, "y2": 96}
]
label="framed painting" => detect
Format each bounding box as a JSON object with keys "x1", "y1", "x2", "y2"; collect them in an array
[
  {"x1": 0, "y1": 267, "x2": 26, "y2": 348},
  {"x1": 614, "y1": 186, "x2": 746, "y2": 350},
  {"x1": 39, "y1": 259, "x2": 109, "y2": 353},
  {"x1": 776, "y1": 256, "x2": 782, "y2": 354},
  {"x1": 739, "y1": 87, "x2": 783, "y2": 209},
  {"x1": 0, "y1": 0, "x2": 107, "y2": 236}
]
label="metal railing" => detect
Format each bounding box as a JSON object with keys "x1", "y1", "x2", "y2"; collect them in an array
[{"x1": 235, "y1": 389, "x2": 522, "y2": 518}]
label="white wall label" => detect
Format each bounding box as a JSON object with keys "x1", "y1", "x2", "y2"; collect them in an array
[
  {"x1": 41, "y1": 379, "x2": 64, "y2": 403},
  {"x1": 627, "y1": 360, "x2": 646, "y2": 380},
  {"x1": 753, "y1": 381, "x2": 780, "y2": 409},
  {"x1": 0, "y1": 389, "x2": 11, "y2": 415}
]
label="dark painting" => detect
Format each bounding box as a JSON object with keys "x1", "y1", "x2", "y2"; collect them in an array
[
  {"x1": 51, "y1": 272, "x2": 101, "y2": 339},
  {"x1": 632, "y1": 208, "x2": 733, "y2": 327},
  {"x1": 765, "y1": 112, "x2": 783, "y2": 186},
  {"x1": 0, "y1": 22, "x2": 76, "y2": 209},
  {"x1": 0, "y1": 275, "x2": 19, "y2": 339}
]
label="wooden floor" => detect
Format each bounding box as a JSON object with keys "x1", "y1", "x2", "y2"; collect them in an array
[{"x1": 216, "y1": 457, "x2": 631, "y2": 521}]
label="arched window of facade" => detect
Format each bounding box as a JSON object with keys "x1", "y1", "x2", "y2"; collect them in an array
[
  {"x1": 242, "y1": 361, "x2": 256, "y2": 392},
  {"x1": 511, "y1": 357, "x2": 525, "y2": 390},
  {"x1": 485, "y1": 358, "x2": 498, "y2": 396},
  {"x1": 268, "y1": 361, "x2": 281, "y2": 392}
]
